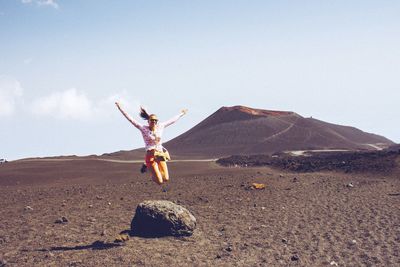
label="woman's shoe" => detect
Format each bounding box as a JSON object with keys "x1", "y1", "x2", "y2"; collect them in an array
[{"x1": 140, "y1": 163, "x2": 147, "y2": 173}]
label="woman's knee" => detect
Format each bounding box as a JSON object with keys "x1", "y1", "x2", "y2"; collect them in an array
[{"x1": 151, "y1": 170, "x2": 163, "y2": 184}]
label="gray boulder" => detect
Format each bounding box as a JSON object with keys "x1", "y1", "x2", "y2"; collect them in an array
[{"x1": 131, "y1": 200, "x2": 196, "y2": 237}]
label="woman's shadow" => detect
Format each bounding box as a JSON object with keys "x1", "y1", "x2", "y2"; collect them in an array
[
  {"x1": 36, "y1": 240, "x2": 123, "y2": 252},
  {"x1": 34, "y1": 230, "x2": 133, "y2": 252},
  {"x1": 34, "y1": 225, "x2": 173, "y2": 253}
]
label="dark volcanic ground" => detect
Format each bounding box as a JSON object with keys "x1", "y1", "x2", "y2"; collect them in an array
[
  {"x1": 0, "y1": 156, "x2": 399, "y2": 266},
  {"x1": 217, "y1": 150, "x2": 400, "y2": 174}
]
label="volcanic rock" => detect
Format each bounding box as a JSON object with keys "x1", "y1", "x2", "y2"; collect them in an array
[
  {"x1": 24, "y1": 206, "x2": 33, "y2": 211},
  {"x1": 251, "y1": 183, "x2": 266, "y2": 190},
  {"x1": 55, "y1": 216, "x2": 68, "y2": 224},
  {"x1": 114, "y1": 234, "x2": 129, "y2": 243},
  {"x1": 291, "y1": 255, "x2": 300, "y2": 261},
  {"x1": 131, "y1": 200, "x2": 196, "y2": 237}
]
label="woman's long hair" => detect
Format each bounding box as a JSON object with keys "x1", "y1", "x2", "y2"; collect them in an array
[{"x1": 139, "y1": 106, "x2": 150, "y2": 120}]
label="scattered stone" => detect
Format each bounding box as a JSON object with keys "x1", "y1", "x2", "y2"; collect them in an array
[
  {"x1": 96, "y1": 195, "x2": 103, "y2": 200},
  {"x1": 197, "y1": 196, "x2": 209, "y2": 203},
  {"x1": 88, "y1": 204, "x2": 93, "y2": 208},
  {"x1": 346, "y1": 182, "x2": 354, "y2": 188},
  {"x1": 292, "y1": 177, "x2": 298, "y2": 182},
  {"x1": 282, "y1": 238, "x2": 288, "y2": 244},
  {"x1": 352, "y1": 239, "x2": 357, "y2": 244},
  {"x1": 261, "y1": 207, "x2": 266, "y2": 210},
  {"x1": 24, "y1": 206, "x2": 33, "y2": 211},
  {"x1": 69, "y1": 260, "x2": 82, "y2": 267},
  {"x1": 330, "y1": 261, "x2": 339, "y2": 266},
  {"x1": 88, "y1": 218, "x2": 96, "y2": 223},
  {"x1": 291, "y1": 255, "x2": 300, "y2": 261},
  {"x1": 131, "y1": 200, "x2": 196, "y2": 237},
  {"x1": 55, "y1": 216, "x2": 68, "y2": 224},
  {"x1": 101, "y1": 230, "x2": 107, "y2": 236},
  {"x1": 108, "y1": 202, "x2": 112, "y2": 205},
  {"x1": 114, "y1": 234, "x2": 129, "y2": 243},
  {"x1": 279, "y1": 174, "x2": 284, "y2": 178},
  {"x1": 252, "y1": 183, "x2": 266, "y2": 190},
  {"x1": 225, "y1": 246, "x2": 233, "y2": 252},
  {"x1": 45, "y1": 252, "x2": 54, "y2": 258}
]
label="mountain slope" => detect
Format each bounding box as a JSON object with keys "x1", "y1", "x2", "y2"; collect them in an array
[{"x1": 164, "y1": 106, "x2": 394, "y2": 158}]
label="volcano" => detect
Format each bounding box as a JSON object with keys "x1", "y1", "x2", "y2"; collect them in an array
[{"x1": 162, "y1": 105, "x2": 394, "y2": 158}]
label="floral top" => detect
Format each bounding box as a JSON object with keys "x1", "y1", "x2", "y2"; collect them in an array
[{"x1": 124, "y1": 113, "x2": 184, "y2": 151}]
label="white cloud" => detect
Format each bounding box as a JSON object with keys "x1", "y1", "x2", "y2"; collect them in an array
[
  {"x1": 37, "y1": 0, "x2": 59, "y2": 9},
  {"x1": 31, "y1": 88, "x2": 93, "y2": 120},
  {"x1": 21, "y1": 0, "x2": 59, "y2": 9},
  {"x1": 103, "y1": 90, "x2": 139, "y2": 110},
  {"x1": 89, "y1": 90, "x2": 140, "y2": 120},
  {"x1": 22, "y1": 87, "x2": 140, "y2": 121},
  {"x1": 0, "y1": 76, "x2": 24, "y2": 117}
]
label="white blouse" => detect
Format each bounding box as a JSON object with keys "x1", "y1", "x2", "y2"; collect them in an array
[{"x1": 125, "y1": 113, "x2": 184, "y2": 151}]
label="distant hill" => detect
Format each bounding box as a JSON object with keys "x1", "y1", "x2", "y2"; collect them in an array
[{"x1": 162, "y1": 105, "x2": 394, "y2": 158}]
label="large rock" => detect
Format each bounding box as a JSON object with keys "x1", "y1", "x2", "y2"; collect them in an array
[{"x1": 131, "y1": 200, "x2": 196, "y2": 237}]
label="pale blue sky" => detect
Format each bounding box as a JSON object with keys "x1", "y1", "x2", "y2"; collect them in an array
[{"x1": 1, "y1": 0, "x2": 399, "y2": 160}]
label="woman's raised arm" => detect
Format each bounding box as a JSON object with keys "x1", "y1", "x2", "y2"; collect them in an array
[
  {"x1": 115, "y1": 102, "x2": 142, "y2": 129},
  {"x1": 162, "y1": 109, "x2": 188, "y2": 128}
]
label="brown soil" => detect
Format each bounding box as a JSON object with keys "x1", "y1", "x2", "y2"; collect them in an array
[{"x1": 1, "y1": 158, "x2": 400, "y2": 266}]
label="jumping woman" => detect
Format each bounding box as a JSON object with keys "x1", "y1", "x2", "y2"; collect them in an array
[{"x1": 115, "y1": 102, "x2": 187, "y2": 185}]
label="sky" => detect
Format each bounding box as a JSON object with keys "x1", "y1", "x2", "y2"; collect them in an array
[{"x1": 1, "y1": 0, "x2": 399, "y2": 160}]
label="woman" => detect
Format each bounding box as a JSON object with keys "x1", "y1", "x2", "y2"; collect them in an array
[{"x1": 115, "y1": 102, "x2": 187, "y2": 185}]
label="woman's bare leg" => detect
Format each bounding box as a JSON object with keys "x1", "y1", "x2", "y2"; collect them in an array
[
  {"x1": 158, "y1": 161, "x2": 169, "y2": 182},
  {"x1": 149, "y1": 162, "x2": 163, "y2": 184}
]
